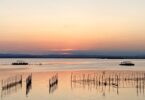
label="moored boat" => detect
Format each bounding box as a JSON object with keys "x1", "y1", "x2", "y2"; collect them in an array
[
  {"x1": 120, "y1": 61, "x2": 135, "y2": 66},
  {"x1": 12, "y1": 60, "x2": 29, "y2": 65}
]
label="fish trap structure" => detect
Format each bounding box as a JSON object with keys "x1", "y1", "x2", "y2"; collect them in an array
[
  {"x1": 71, "y1": 71, "x2": 145, "y2": 95},
  {"x1": 1, "y1": 75, "x2": 22, "y2": 91},
  {"x1": 1, "y1": 75, "x2": 22, "y2": 98},
  {"x1": 49, "y1": 74, "x2": 58, "y2": 94},
  {"x1": 26, "y1": 74, "x2": 32, "y2": 96}
]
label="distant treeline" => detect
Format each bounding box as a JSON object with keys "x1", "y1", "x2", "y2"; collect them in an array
[{"x1": 0, "y1": 54, "x2": 145, "y2": 59}]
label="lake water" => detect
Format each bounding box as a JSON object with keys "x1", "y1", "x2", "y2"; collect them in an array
[{"x1": 0, "y1": 58, "x2": 145, "y2": 100}]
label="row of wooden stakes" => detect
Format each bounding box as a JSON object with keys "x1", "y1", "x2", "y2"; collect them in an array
[{"x1": 1, "y1": 74, "x2": 32, "y2": 98}]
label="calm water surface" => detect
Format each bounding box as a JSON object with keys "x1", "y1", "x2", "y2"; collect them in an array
[{"x1": 0, "y1": 59, "x2": 145, "y2": 100}]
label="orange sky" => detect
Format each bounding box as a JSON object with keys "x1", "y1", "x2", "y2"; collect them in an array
[{"x1": 0, "y1": 0, "x2": 145, "y2": 54}]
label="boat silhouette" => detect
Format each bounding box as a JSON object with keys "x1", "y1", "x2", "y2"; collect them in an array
[
  {"x1": 120, "y1": 61, "x2": 135, "y2": 66},
  {"x1": 12, "y1": 60, "x2": 29, "y2": 65}
]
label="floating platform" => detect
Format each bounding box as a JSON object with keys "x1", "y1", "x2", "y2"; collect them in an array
[
  {"x1": 12, "y1": 60, "x2": 29, "y2": 65},
  {"x1": 120, "y1": 61, "x2": 135, "y2": 66}
]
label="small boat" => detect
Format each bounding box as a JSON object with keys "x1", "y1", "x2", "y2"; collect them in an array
[
  {"x1": 12, "y1": 60, "x2": 29, "y2": 65},
  {"x1": 120, "y1": 61, "x2": 135, "y2": 66}
]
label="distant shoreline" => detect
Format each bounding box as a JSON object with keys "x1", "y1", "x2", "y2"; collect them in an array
[{"x1": 0, "y1": 54, "x2": 145, "y2": 59}]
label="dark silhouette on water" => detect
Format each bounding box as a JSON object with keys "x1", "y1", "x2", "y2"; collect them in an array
[
  {"x1": 1, "y1": 75, "x2": 22, "y2": 90},
  {"x1": 120, "y1": 61, "x2": 135, "y2": 66},
  {"x1": 49, "y1": 74, "x2": 58, "y2": 94},
  {"x1": 26, "y1": 74, "x2": 32, "y2": 96},
  {"x1": 12, "y1": 60, "x2": 29, "y2": 65},
  {"x1": 71, "y1": 71, "x2": 145, "y2": 96},
  {"x1": 1, "y1": 75, "x2": 22, "y2": 98}
]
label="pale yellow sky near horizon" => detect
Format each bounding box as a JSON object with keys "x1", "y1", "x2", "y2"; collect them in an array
[{"x1": 0, "y1": 0, "x2": 145, "y2": 53}]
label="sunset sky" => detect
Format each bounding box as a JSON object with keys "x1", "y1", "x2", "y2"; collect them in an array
[{"x1": 0, "y1": 0, "x2": 145, "y2": 55}]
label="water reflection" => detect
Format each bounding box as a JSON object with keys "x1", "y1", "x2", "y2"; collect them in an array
[
  {"x1": 0, "y1": 70, "x2": 145, "y2": 100},
  {"x1": 26, "y1": 74, "x2": 32, "y2": 97},
  {"x1": 49, "y1": 74, "x2": 58, "y2": 94},
  {"x1": 71, "y1": 71, "x2": 145, "y2": 96},
  {"x1": 1, "y1": 75, "x2": 22, "y2": 99}
]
